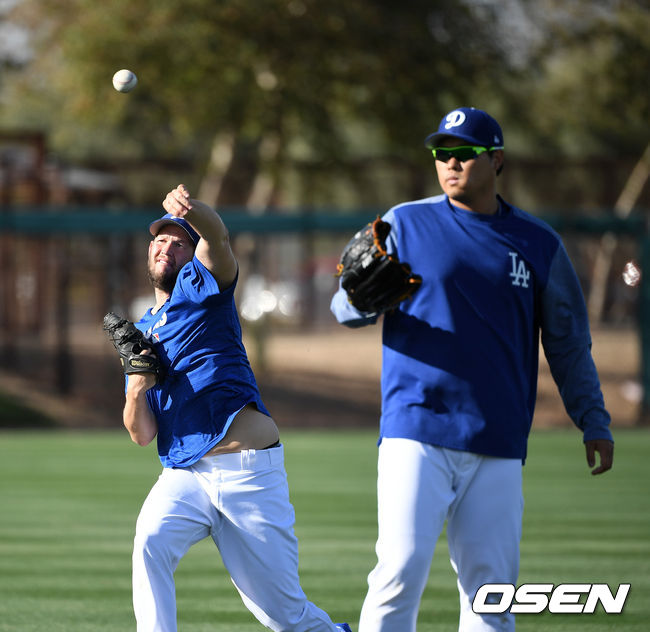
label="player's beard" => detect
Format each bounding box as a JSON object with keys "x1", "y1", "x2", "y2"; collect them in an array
[{"x1": 148, "y1": 261, "x2": 179, "y2": 294}]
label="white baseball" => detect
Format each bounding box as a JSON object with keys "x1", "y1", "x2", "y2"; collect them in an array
[
  {"x1": 112, "y1": 69, "x2": 138, "y2": 93},
  {"x1": 622, "y1": 261, "x2": 641, "y2": 287}
]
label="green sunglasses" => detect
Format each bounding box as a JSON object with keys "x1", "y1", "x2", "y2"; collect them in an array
[{"x1": 431, "y1": 145, "x2": 503, "y2": 163}]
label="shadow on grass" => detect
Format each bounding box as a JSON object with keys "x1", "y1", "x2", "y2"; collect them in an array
[{"x1": 0, "y1": 390, "x2": 57, "y2": 429}]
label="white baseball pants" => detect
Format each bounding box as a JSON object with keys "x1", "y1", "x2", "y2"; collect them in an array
[
  {"x1": 359, "y1": 438, "x2": 523, "y2": 632},
  {"x1": 132, "y1": 445, "x2": 340, "y2": 632}
]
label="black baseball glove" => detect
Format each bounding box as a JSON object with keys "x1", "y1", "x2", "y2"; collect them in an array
[
  {"x1": 335, "y1": 217, "x2": 421, "y2": 313},
  {"x1": 103, "y1": 312, "x2": 160, "y2": 376}
]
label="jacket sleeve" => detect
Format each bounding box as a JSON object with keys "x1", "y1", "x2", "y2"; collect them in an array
[
  {"x1": 540, "y1": 242, "x2": 613, "y2": 442},
  {"x1": 330, "y1": 282, "x2": 380, "y2": 328}
]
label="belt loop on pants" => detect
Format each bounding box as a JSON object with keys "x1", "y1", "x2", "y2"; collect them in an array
[{"x1": 240, "y1": 443, "x2": 283, "y2": 470}]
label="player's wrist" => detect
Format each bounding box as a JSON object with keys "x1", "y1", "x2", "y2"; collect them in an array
[{"x1": 126, "y1": 375, "x2": 155, "y2": 396}]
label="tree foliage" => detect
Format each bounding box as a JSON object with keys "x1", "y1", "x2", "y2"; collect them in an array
[
  {"x1": 1, "y1": 0, "x2": 648, "y2": 207},
  {"x1": 507, "y1": 0, "x2": 650, "y2": 155}
]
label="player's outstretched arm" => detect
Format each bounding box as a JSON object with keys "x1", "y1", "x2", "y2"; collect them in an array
[
  {"x1": 162, "y1": 184, "x2": 238, "y2": 288},
  {"x1": 585, "y1": 438, "x2": 614, "y2": 475},
  {"x1": 330, "y1": 285, "x2": 380, "y2": 328},
  {"x1": 123, "y1": 372, "x2": 158, "y2": 446}
]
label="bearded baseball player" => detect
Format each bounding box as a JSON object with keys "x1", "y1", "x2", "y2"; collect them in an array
[
  {"x1": 105, "y1": 184, "x2": 352, "y2": 632},
  {"x1": 330, "y1": 108, "x2": 614, "y2": 631}
]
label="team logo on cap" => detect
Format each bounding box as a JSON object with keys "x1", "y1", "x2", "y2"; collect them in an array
[{"x1": 444, "y1": 110, "x2": 466, "y2": 130}]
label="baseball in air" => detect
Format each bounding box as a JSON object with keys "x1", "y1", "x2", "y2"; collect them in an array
[
  {"x1": 622, "y1": 260, "x2": 641, "y2": 287},
  {"x1": 112, "y1": 69, "x2": 138, "y2": 93}
]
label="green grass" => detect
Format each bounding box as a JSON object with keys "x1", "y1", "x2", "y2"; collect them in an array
[{"x1": 0, "y1": 428, "x2": 648, "y2": 631}]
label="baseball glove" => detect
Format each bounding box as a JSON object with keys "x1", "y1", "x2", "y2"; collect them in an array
[
  {"x1": 103, "y1": 312, "x2": 160, "y2": 376},
  {"x1": 335, "y1": 217, "x2": 421, "y2": 313}
]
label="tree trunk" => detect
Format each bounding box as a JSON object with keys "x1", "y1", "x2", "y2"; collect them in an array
[
  {"x1": 196, "y1": 130, "x2": 238, "y2": 207},
  {"x1": 587, "y1": 144, "x2": 650, "y2": 323}
]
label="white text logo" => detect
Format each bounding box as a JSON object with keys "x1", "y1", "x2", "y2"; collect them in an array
[
  {"x1": 473, "y1": 583, "x2": 630, "y2": 614},
  {"x1": 508, "y1": 252, "x2": 530, "y2": 288},
  {"x1": 146, "y1": 311, "x2": 167, "y2": 338},
  {"x1": 444, "y1": 110, "x2": 466, "y2": 130}
]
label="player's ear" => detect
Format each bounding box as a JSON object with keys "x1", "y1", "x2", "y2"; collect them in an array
[{"x1": 491, "y1": 150, "x2": 504, "y2": 175}]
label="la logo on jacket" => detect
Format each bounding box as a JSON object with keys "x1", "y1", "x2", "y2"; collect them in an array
[{"x1": 508, "y1": 252, "x2": 530, "y2": 288}]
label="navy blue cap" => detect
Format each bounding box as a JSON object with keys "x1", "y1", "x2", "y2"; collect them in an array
[
  {"x1": 424, "y1": 107, "x2": 504, "y2": 149},
  {"x1": 149, "y1": 214, "x2": 200, "y2": 246}
]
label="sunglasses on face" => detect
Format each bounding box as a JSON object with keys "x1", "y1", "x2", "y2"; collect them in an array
[{"x1": 431, "y1": 145, "x2": 502, "y2": 163}]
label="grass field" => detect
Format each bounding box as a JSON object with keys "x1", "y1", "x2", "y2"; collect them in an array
[{"x1": 0, "y1": 428, "x2": 648, "y2": 631}]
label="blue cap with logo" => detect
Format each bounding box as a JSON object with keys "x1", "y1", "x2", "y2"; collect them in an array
[
  {"x1": 424, "y1": 107, "x2": 504, "y2": 149},
  {"x1": 149, "y1": 214, "x2": 200, "y2": 246}
]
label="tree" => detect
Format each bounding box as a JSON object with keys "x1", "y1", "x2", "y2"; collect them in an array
[
  {"x1": 2, "y1": 0, "x2": 647, "y2": 209},
  {"x1": 514, "y1": 0, "x2": 650, "y2": 156},
  {"x1": 3, "y1": 0, "x2": 516, "y2": 206}
]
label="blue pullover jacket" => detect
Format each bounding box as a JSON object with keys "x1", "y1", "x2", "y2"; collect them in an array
[{"x1": 331, "y1": 195, "x2": 612, "y2": 461}]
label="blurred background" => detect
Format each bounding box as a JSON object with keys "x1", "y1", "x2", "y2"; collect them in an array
[{"x1": 0, "y1": 0, "x2": 648, "y2": 431}]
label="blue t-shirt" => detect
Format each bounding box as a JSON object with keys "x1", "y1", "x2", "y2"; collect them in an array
[
  {"x1": 331, "y1": 195, "x2": 612, "y2": 461},
  {"x1": 135, "y1": 257, "x2": 269, "y2": 468}
]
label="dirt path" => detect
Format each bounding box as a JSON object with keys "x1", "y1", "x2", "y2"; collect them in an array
[
  {"x1": 0, "y1": 325, "x2": 642, "y2": 430},
  {"x1": 252, "y1": 325, "x2": 641, "y2": 430}
]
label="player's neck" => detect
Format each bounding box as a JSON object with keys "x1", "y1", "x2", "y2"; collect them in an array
[
  {"x1": 152, "y1": 289, "x2": 171, "y2": 314},
  {"x1": 449, "y1": 193, "x2": 499, "y2": 215}
]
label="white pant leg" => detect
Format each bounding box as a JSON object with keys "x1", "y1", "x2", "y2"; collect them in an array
[
  {"x1": 446, "y1": 455, "x2": 523, "y2": 632},
  {"x1": 359, "y1": 438, "x2": 454, "y2": 632},
  {"x1": 194, "y1": 446, "x2": 339, "y2": 632},
  {"x1": 133, "y1": 467, "x2": 214, "y2": 632}
]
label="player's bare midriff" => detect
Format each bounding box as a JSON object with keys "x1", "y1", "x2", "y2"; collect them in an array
[{"x1": 205, "y1": 404, "x2": 280, "y2": 456}]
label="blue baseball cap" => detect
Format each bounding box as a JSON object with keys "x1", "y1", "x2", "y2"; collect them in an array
[
  {"x1": 149, "y1": 214, "x2": 200, "y2": 246},
  {"x1": 424, "y1": 107, "x2": 504, "y2": 149}
]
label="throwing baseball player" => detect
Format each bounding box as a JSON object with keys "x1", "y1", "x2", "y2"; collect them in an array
[
  {"x1": 330, "y1": 108, "x2": 614, "y2": 631},
  {"x1": 105, "y1": 184, "x2": 352, "y2": 632}
]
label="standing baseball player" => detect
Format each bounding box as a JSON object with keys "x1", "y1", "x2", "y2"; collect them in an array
[
  {"x1": 106, "y1": 184, "x2": 352, "y2": 632},
  {"x1": 330, "y1": 108, "x2": 614, "y2": 631}
]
